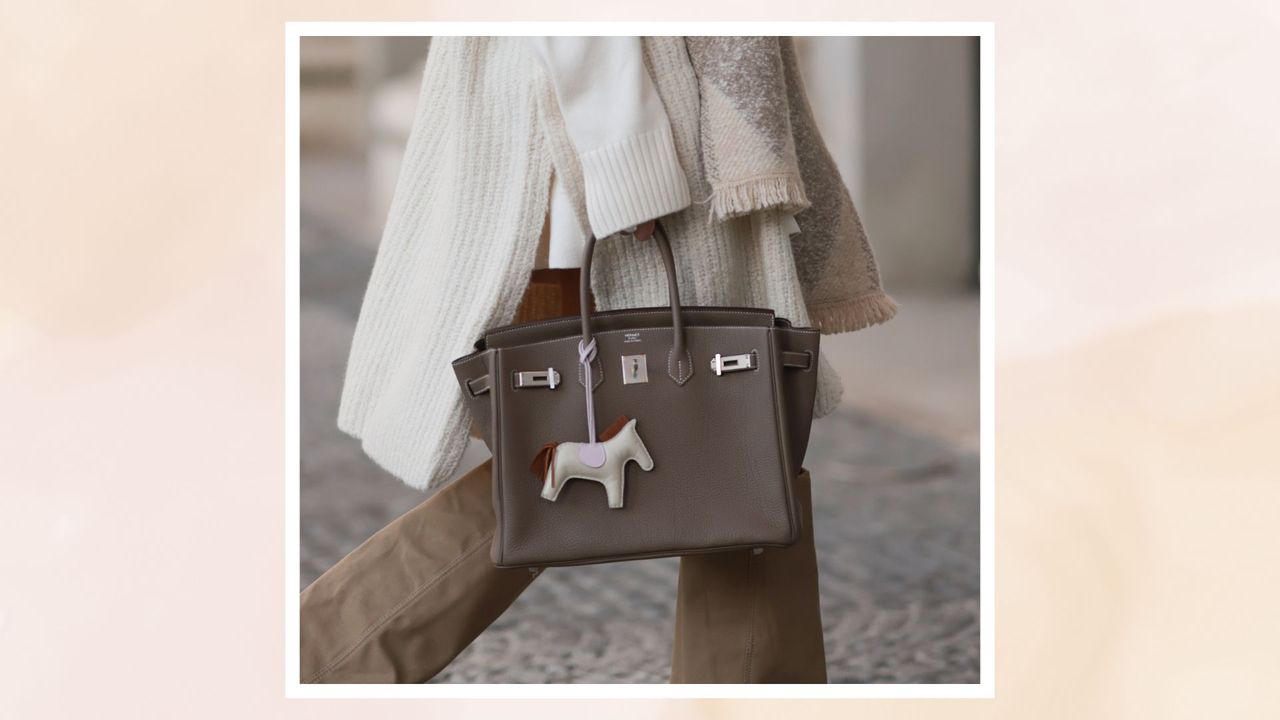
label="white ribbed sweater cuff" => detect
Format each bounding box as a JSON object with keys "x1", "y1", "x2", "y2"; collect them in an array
[{"x1": 579, "y1": 126, "x2": 691, "y2": 238}]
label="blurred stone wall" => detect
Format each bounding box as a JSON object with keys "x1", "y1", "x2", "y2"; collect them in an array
[{"x1": 798, "y1": 37, "x2": 979, "y2": 292}]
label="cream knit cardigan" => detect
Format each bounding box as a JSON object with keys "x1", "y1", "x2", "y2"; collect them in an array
[{"x1": 339, "y1": 38, "x2": 892, "y2": 491}]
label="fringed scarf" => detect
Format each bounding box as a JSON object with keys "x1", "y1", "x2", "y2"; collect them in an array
[{"x1": 684, "y1": 36, "x2": 898, "y2": 333}]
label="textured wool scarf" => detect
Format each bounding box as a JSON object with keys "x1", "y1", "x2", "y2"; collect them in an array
[{"x1": 684, "y1": 36, "x2": 898, "y2": 333}]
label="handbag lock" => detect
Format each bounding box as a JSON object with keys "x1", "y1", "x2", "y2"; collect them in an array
[
  {"x1": 513, "y1": 368, "x2": 560, "y2": 389},
  {"x1": 710, "y1": 352, "x2": 757, "y2": 376}
]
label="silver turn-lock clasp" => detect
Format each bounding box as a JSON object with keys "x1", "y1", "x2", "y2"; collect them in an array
[
  {"x1": 621, "y1": 354, "x2": 649, "y2": 384},
  {"x1": 513, "y1": 368, "x2": 560, "y2": 389},
  {"x1": 710, "y1": 352, "x2": 757, "y2": 376}
]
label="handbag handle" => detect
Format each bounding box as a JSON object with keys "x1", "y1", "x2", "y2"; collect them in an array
[{"x1": 577, "y1": 220, "x2": 691, "y2": 385}]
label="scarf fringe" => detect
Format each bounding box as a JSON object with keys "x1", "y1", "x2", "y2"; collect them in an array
[
  {"x1": 708, "y1": 174, "x2": 810, "y2": 221},
  {"x1": 808, "y1": 292, "x2": 899, "y2": 334}
]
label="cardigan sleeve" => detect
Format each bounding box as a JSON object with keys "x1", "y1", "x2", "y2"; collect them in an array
[{"x1": 527, "y1": 37, "x2": 691, "y2": 239}]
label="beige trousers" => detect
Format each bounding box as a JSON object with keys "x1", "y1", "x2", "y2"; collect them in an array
[{"x1": 300, "y1": 460, "x2": 827, "y2": 683}]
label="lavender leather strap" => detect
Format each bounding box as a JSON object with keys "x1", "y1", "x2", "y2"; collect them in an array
[{"x1": 578, "y1": 337, "x2": 599, "y2": 443}]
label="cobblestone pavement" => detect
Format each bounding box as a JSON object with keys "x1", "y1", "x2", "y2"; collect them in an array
[
  {"x1": 300, "y1": 155, "x2": 979, "y2": 684},
  {"x1": 424, "y1": 410, "x2": 980, "y2": 684}
]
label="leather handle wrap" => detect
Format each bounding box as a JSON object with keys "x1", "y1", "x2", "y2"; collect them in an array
[{"x1": 578, "y1": 220, "x2": 687, "y2": 374}]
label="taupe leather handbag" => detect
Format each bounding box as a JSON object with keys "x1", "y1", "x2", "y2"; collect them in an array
[{"x1": 452, "y1": 223, "x2": 820, "y2": 568}]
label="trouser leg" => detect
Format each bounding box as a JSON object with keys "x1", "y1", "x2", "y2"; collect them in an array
[
  {"x1": 300, "y1": 459, "x2": 535, "y2": 683},
  {"x1": 670, "y1": 469, "x2": 828, "y2": 683}
]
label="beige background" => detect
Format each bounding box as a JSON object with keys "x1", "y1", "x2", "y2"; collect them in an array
[{"x1": 2, "y1": 1, "x2": 1278, "y2": 718}]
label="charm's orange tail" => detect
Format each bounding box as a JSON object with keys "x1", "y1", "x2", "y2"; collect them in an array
[{"x1": 531, "y1": 442, "x2": 559, "y2": 488}]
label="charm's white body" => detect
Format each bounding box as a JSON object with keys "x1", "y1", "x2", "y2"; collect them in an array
[{"x1": 540, "y1": 419, "x2": 654, "y2": 509}]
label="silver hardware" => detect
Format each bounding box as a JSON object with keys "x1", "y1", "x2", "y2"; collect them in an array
[
  {"x1": 621, "y1": 354, "x2": 649, "y2": 384},
  {"x1": 513, "y1": 368, "x2": 560, "y2": 389},
  {"x1": 711, "y1": 352, "x2": 757, "y2": 376}
]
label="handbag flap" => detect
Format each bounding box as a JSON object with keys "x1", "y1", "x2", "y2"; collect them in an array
[{"x1": 477, "y1": 306, "x2": 782, "y2": 351}]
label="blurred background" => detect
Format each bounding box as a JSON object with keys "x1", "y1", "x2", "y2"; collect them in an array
[{"x1": 300, "y1": 36, "x2": 979, "y2": 683}]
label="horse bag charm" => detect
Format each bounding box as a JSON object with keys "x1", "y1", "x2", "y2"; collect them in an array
[{"x1": 528, "y1": 337, "x2": 654, "y2": 509}]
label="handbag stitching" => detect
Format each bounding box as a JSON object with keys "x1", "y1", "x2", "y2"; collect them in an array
[
  {"x1": 453, "y1": 323, "x2": 818, "y2": 367},
  {"x1": 483, "y1": 308, "x2": 774, "y2": 341},
  {"x1": 767, "y1": 334, "x2": 802, "y2": 543},
  {"x1": 666, "y1": 347, "x2": 694, "y2": 384},
  {"x1": 493, "y1": 537, "x2": 799, "y2": 568},
  {"x1": 575, "y1": 355, "x2": 604, "y2": 389},
  {"x1": 489, "y1": 325, "x2": 774, "y2": 353}
]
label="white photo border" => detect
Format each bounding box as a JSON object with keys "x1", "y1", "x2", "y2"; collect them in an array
[{"x1": 285, "y1": 20, "x2": 995, "y2": 700}]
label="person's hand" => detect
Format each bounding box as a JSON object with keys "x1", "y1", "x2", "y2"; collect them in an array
[{"x1": 633, "y1": 220, "x2": 656, "y2": 241}]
